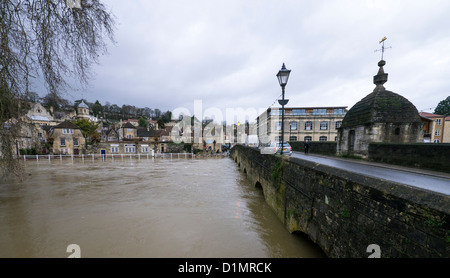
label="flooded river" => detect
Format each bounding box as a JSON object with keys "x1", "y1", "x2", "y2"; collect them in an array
[{"x1": 0, "y1": 157, "x2": 325, "y2": 258}]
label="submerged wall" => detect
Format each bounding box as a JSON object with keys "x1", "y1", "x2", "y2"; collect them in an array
[{"x1": 231, "y1": 145, "x2": 449, "y2": 258}]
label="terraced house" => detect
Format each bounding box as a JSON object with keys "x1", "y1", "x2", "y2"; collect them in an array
[{"x1": 48, "y1": 121, "x2": 85, "y2": 155}]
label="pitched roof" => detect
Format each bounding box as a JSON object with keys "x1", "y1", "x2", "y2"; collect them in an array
[
  {"x1": 54, "y1": 120, "x2": 80, "y2": 129},
  {"x1": 122, "y1": 122, "x2": 136, "y2": 129},
  {"x1": 419, "y1": 112, "x2": 444, "y2": 118},
  {"x1": 136, "y1": 126, "x2": 154, "y2": 137}
]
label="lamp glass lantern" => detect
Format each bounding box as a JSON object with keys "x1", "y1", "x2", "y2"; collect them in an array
[{"x1": 277, "y1": 63, "x2": 291, "y2": 87}]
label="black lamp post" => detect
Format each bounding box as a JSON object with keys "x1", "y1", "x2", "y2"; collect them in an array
[{"x1": 276, "y1": 63, "x2": 291, "y2": 154}]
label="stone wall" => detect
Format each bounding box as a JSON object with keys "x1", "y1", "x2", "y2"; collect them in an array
[
  {"x1": 231, "y1": 145, "x2": 450, "y2": 258},
  {"x1": 290, "y1": 140, "x2": 449, "y2": 174},
  {"x1": 289, "y1": 141, "x2": 337, "y2": 155},
  {"x1": 368, "y1": 143, "x2": 450, "y2": 173}
]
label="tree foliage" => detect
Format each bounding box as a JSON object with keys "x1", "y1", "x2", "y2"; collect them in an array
[
  {"x1": 0, "y1": 0, "x2": 115, "y2": 176},
  {"x1": 434, "y1": 96, "x2": 450, "y2": 116},
  {"x1": 74, "y1": 118, "x2": 99, "y2": 144},
  {"x1": 92, "y1": 100, "x2": 103, "y2": 117},
  {"x1": 138, "y1": 116, "x2": 146, "y2": 127}
]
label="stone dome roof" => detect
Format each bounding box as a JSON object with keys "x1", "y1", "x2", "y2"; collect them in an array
[
  {"x1": 78, "y1": 100, "x2": 89, "y2": 108},
  {"x1": 341, "y1": 60, "x2": 421, "y2": 128}
]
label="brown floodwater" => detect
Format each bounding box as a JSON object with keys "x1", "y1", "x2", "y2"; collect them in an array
[{"x1": 0, "y1": 157, "x2": 325, "y2": 258}]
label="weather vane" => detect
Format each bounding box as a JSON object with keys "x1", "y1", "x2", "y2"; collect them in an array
[{"x1": 375, "y1": 36, "x2": 392, "y2": 60}]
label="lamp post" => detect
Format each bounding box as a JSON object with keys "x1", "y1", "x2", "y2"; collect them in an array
[{"x1": 276, "y1": 63, "x2": 291, "y2": 154}]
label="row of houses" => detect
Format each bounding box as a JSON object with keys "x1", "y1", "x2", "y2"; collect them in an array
[{"x1": 11, "y1": 101, "x2": 179, "y2": 156}]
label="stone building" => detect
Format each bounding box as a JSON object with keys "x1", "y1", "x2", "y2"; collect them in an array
[
  {"x1": 119, "y1": 122, "x2": 137, "y2": 140},
  {"x1": 444, "y1": 116, "x2": 450, "y2": 143},
  {"x1": 337, "y1": 60, "x2": 423, "y2": 157},
  {"x1": 76, "y1": 100, "x2": 90, "y2": 120},
  {"x1": 419, "y1": 112, "x2": 446, "y2": 143},
  {"x1": 48, "y1": 120, "x2": 85, "y2": 155},
  {"x1": 257, "y1": 106, "x2": 347, "y2": 145},
  {"x1": 25, "y1": 103, "x2": 56, "y2": 126}
]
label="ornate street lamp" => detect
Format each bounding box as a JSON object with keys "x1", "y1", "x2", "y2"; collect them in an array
[{"x1": 276, "y1": 63, "x2": 291, "y2": 154}]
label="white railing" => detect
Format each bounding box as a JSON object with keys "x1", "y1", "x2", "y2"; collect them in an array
[{"x1": 20, "y1": 152, "x2": 229, "y2": 161}]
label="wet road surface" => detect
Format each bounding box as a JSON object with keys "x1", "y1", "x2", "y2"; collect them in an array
[{"x1": 290, "y1": 152, "x2": 450, "y2": 195}]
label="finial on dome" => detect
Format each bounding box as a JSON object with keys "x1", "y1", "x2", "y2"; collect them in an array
[
  {"x1": 373, "y1": 59, "x2": 388, "y2": 89},
  {"x1": 373, "y1": 37, "x2": 392, "y2": 90}
]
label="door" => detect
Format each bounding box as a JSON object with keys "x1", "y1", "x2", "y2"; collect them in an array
[
  {"x1": 348, "y1": 130, "x2": 355, "y2": 151},
  {"x1": 101, "y1": 149, "x2": 106, "y2": 160}
]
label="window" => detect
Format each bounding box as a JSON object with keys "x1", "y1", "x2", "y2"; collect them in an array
[
  {"x1": 434, "y1": 139, "x2": 440, "y2": 143},
  {"x1": 275, "y1": 136, "x2": 282, "y2": 142},
  {"x1": 141, "y1": 147, "x2": 149, "y2": 153},
  {"x1": 289, "y1": 136, "x2": 297, "y2": 141},
  {"x1": 270, "y1": 109, "x2": 282, "y2": 116},
  {"x1": 60, "y1": 138, "x2": 66, "y2": 146},
  {"x1": 73, "y1": 138, "x2": 79, "y2": 146},
  {"x1": 335, "y1": 121, "x2": 342, "y2": 129},
  {"x1": 304, "y1": 136, "x2": 312, "y2": 142},
  {"x1": 60, "y1": 148, "x2": 68, "y2": 154},
  {"x1": 435, "y1": 129, "x2": 441, "y2": 136},
  {"x1": 305, "y1": 121, "x2": 313, "y2": 130},
  {"x1": 313, "y1": 109, "x2": 327, "y2": 115},
  {"x1": 125, "y1": 144, "x2": 136, "y2": 153},
  {"x1": 38, "y1": 132, "x2": 43, "y2": 138},
  {"x1": 320, "y1": 121, "x2": 328, "y2": 130},
  {"x1": 292, "y1": 109, "x2": 306, "y2": 115},
  {"x1": 62, "y1": 128, "x2": 73, "y2": 134},
  {"x1": 319, "y1": 136, "x2": 327, "y2": 141},
  {"x1": 111, "y1": 147, "x2": 119, "y2": 153},
  {"x1": 126, "y1": 134, "x2": 133, "y2": 139},
  {"x1": 394, "y1": 128, "x2": 400, "y2": 135},
  {"x1": 334, "y1": 108, "x2": 345, "y2": 115},
  {"x1": 290, "y1": 121, "x2": 297, "y2": 130},
  {"x1": 276, "y1": 121, "x2": 282, "y2": 131},
  {"x1": 436, "y1": 119, "x2": 441, "y2": 125}
]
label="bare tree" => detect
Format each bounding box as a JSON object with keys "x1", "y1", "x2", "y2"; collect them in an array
[{"x1": 0, "y1": 0, "x2": 115, "y2": 177}]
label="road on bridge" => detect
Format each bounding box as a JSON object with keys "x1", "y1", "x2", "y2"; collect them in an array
[{"x1": 290, "y1": 152, "x2": 450, "y2": 196}]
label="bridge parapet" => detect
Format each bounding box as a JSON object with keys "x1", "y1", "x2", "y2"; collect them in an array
[{"x1": 231, "y1": 145, "x2": 449, "y2": 258}]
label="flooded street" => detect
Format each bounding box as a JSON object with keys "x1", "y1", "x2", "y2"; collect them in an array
[{"x1": 0, "y1": 157, "x2": 325, "y2": 258}]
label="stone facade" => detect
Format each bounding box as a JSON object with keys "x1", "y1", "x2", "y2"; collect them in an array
[
  {"x1": 119, "y1": 122, "x2": 137, "y2": 139},
  {"x1": 76, "y1": 100, "x2": 90, "y2": 120},
  {"x1": 48, "y1": 120, "x2": 85, "y2": 155},
  {"x1": 257, "y1": 106, "x2": 347, "y2": 144},
  {"x1": 231, "y1": 145, "x2": 450, "y2": 258}
]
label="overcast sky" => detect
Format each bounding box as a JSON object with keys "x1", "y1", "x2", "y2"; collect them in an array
[{"x1": 61, "y1": 0, "x2": 450, "y2": 122}]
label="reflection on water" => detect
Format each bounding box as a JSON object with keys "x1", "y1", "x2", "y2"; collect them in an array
[{"x1": 0, "y1": 158, "x2": 325, "y2": 258}]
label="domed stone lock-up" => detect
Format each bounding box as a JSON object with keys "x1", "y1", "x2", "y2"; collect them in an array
[{"x1": 337, "y1": 59, "x2": 423, "y2": 157}]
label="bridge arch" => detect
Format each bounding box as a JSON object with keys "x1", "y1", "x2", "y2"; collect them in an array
[{"x1": 255, "y1": 181, "x2": 262, "y2": 189}]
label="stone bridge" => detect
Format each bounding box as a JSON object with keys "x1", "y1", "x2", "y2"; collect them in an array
[{"x1": 230, "y1": 145, "x2": 449, "y2": 258}]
